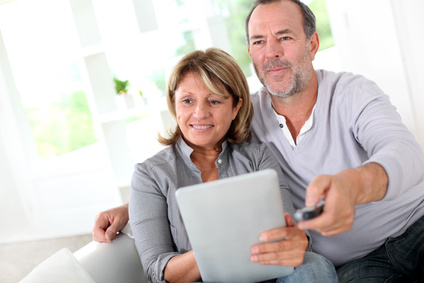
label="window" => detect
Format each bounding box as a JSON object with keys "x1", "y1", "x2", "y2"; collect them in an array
[
  {"x1": 0, "y1": 0, "x2": 96, "y2": 160},
  {"x1": 308, "y1": 0, "x2": 334, "y2": 51}
]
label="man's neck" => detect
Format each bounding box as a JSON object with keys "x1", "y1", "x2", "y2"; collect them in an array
[{"x1": 270, "y1": 75, "x2": 318, "y2": 141}]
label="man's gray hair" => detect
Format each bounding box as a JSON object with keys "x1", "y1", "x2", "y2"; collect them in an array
[{"x1": 245, "y1": 0, "x2": 316, "y2": 44}]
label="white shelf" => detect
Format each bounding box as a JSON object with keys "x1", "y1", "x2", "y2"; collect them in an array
[
  {"x1": 99, "y1": 107, "x2": 150, "y2": 124},
  {"x1": 79, "y1": 43, "x2": 104, "y2": 57},
  {"x1": 68, "y1": 0, "x2": 176, "y2": 198}
]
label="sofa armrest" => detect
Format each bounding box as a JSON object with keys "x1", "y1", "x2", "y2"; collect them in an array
[{"x1": 74, "y1": 233, "x2": 148, "y2": 283}]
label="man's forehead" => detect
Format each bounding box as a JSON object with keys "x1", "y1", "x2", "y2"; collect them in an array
[
  {"x1": 248, "y1": 2, "x2": 303, "y2": 36},
  {"x1": 249, "y1": 2, "x2": 302, "y2": 26}
]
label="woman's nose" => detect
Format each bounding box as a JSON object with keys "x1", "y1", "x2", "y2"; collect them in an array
[{"x1": 193, "y1": 103, "x2": 209, "y2": 120}]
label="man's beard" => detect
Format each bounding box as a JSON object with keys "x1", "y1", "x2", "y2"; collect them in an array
[{"x1": 254, "y1": 57, "x2": 310, "y2": 98}]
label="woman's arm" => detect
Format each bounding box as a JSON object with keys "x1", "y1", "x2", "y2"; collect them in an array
[
  {"x1": 164, "y1": 251, "x2": 201, "y2": 283},
  {"x1": 130, "y1": 163, "x2": 201, "y2": 283}
]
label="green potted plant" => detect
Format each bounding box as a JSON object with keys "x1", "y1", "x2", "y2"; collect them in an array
[
  {"x1": 114, "y1": 77, "x2": 130, "y2": 95},
  {"x1": 113, "y1": 76, "x2": 135, "y2": 110}
]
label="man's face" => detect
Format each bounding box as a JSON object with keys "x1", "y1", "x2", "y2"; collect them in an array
[{"x1": 247, "y1": 1, "x2": 317, "y2": 98}]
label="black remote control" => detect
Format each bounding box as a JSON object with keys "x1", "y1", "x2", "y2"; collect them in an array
[{"x1": 293, "y1": 201, "x2": 325, "y2": 222}]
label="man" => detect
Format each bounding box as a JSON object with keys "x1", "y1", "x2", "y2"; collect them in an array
[
  {"x1": 246, "y1": 0, "x2": 424, "y2": 281},
  {"x1": 94, "y1": 0, "x2": 424, "y2": 281}
]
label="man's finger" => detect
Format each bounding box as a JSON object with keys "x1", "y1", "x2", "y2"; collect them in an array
[
  {"x1": 105, "y1": 224, "x2": 121, "y2": 241},
  {"x1": 92, "y1": 227, "x2": 107, "y2": 242},
  {"x1": 305, "y1": 175, "x2": 330, "y2": 207}
]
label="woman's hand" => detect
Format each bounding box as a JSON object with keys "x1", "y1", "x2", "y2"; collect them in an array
[{"x1": 250, "y1": 213, "x2": 308, "y2": 267}]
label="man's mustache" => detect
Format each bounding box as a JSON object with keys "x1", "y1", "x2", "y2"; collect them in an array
[{"x1": 263, "y1": 58, "x2": 292, "y2": 71}]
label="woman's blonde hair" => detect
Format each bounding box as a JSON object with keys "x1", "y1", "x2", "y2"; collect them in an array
[{"x1": 158, "y1": 48, "x2": 253, "y2": 146}]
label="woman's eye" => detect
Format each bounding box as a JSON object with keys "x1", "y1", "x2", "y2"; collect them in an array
[
  {"x1": 181, "y1": 99, "x2": 192, "y2": 105},
  {"x1": 209, "y1": 100, "x2": 221, "y2": 105}
]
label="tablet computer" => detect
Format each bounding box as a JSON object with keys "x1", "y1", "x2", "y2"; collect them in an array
[{"x1": 175, "y1": 169, "x2": 294, "y2": 283}]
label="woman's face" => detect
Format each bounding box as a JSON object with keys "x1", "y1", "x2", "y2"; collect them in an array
[{"x1": 174, "y1": 72, "x2": 242, "y2": 151}]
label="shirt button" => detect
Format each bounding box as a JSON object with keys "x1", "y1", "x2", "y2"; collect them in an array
[
  {"x1": 217, "y1": 159, "x2": 222, "y2": 164},
  {"x1": 279, "y1": 124, "x2": 284, "y2": 128}
]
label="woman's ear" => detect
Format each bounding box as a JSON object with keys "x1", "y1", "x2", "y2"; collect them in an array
[{"x1": 232, "y1": 98, "x2": 243, "y2": 120}]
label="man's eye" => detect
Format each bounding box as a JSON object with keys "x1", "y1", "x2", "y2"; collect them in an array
[
  {"x1": 252, "y1": 40, "x2": 264, "y2": 45},
  {"x1": 281, "y1": 36, "x2": 292, "y2": 41}
]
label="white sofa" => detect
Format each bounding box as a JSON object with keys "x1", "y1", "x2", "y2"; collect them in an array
[
  {"x1": 74, "y1": 233, "x2": 148, "y2": 283},
  {"x1": 20, "y1": 227, "x2": 149, "y2": 283}
]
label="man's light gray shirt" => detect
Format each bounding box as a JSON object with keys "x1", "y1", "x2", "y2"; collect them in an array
[{"x1": 251, "y1": 69, "x2": 424, "y2": 267}]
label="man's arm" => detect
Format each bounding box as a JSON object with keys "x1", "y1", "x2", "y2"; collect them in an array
[
  {"x1": 297, "y1": 80, "x2": 420, "y2": 237},
  {"x1": 92, "y1": 203, "x2": 129, "y2": 242},
  {"x1": 298, "y1": 162, "x2": 388, "y2": 236}
]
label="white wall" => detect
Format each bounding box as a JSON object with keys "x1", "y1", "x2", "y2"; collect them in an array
[
  {"x1": 391, "y1": 0, "x2": 424, "y2": 149},
  {"x1": 0, "y1": 32, "x2": 35, "y2": 240},
  {"x1": 324, "y1": 0, "x2": 424, "y2": 148},
  {"x1": 0, "y1": 29, "x2": 42, "y2": 242}
]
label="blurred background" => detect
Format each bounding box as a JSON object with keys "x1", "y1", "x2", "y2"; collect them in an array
[{"x1": 0, "y1": 0, "x2": 423, "y2": 281}]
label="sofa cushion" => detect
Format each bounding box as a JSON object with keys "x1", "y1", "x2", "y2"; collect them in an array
[{"x1": 20, "y1": 248, "x2": 95, "y2": 283}]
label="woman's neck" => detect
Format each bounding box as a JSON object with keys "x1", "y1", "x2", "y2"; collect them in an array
[{"x1": 190, "y1": 146, "x2": 221, "y2": 183}]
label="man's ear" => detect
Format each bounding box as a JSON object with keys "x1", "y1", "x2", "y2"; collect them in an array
[
  {"x1": 247, "y1": 44, "x2": 252, "y2": 59},
  {"x1": 309, "y1": 31, "x2": 320, "y2": 61}
]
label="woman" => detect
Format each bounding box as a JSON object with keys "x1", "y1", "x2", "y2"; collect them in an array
[{"x1": 129, "y1": 48, "x2": 336, "y2": 283}]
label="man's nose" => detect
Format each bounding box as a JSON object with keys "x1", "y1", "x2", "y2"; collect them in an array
[{"x1": 265, "y1": 39, "x2": 283, "y2": 59}]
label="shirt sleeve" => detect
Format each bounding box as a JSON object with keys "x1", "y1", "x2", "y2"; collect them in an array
[
  {"x1": 351, "y1": 80, "x2": 424, "y2": 201},
  {"x1": 129, "y1": 163, "x2": 179, "y2": 283}
]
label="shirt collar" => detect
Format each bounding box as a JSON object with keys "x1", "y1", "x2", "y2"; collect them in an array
[{"x1": 273, "y1": 105, "x2": 316, "y2": 148}]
